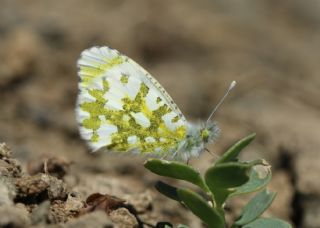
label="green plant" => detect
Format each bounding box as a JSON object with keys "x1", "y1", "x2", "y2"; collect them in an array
[{"x1": 145, "y1": 134, "x2": 292, "y2": 228}]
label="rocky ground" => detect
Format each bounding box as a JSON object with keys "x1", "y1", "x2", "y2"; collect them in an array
[{"x1": 0, "y1": 0, "x2": 320, "y2": 227}]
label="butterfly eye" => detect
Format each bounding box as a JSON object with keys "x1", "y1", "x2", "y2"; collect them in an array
[{"x1": 200, "y1": 129, "x2": 210, "y2": 142}]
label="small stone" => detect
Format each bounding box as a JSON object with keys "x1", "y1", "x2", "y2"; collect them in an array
[
  {"x1": 1, "y1": 158, "x2": 22, "y2": 178},
  {"x1": 15, "y1": 173, "x2": 67, "y2": 203},
  {"x1": 46, "y1": 175, "x2": 67, "y2": 200},
  {"x1": 0, "y1": 144, "x2": 22, "y2": 178},
  {"x1": 65, "y1": 192, "x2": 84, "y2": 214},
  {"x1": 109, "y1": 207, "x2": 138, "y2": 228},
  {"x1": 0, "y1": 143, "x2": 12, "y2": 158},
  {"x1": 15, "y1": 174, "x2": 49, "y2": 198},
  {"x1": 48, "y1": 200, "x2": 69, "y2": 224}
]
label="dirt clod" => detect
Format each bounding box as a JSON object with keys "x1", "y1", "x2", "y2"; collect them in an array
[
  {"x1": 0, "y1": 144, "x2": 22, "y2": 178},
  {"x1": 0, "y1": 145, "x2": 158, "y2": 227},
  {"x1": 65, "y1": 192, "x2": 84, "y2": 214},
  {"x1": 0, "y1": 143, "x2": 12, "y2": 158},
  {"x1": 48, "y1": 200, "x2": 70, "y2": 224},
  {"x1": 15, "y1": 173, "x2": 67, "y2": 204},
  {"x1": 109, "y1": 207, "x2": 139, "y2": 228}
]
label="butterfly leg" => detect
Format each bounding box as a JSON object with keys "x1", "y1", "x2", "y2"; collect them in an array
[
  {"x1": 172, "y1": 145, "x2": 185, "y2": 160},
  {"x1": 161, "y1": 154, "x2": 168, "y2": 160},
  {"x1": 171, "y1": 150, "x2": 178, "y2": 160}
]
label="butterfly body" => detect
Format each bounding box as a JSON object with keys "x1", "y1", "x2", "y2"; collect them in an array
[{"x1": 76, "y1": 46, "x2": 219, "y2": 161}]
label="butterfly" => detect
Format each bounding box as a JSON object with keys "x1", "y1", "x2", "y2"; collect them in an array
[{"x1": 76, "y1": 46, "x2": 235, "y2": 161}]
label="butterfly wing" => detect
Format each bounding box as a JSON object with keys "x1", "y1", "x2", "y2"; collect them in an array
[{"x1": 76, "y1": 46, "x2": 187, "y2": 156}]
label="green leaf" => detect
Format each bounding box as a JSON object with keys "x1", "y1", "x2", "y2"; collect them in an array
[
  {"x1": 230, "y1": 164, "x2": 272, "y2": 197},
  {"x1": 155, "y1": 181, "x2": 180, "y2": 202},
  {"x1": 216, "y1": 133, "x2": 256, "y2": 164},
  {"x1": 242, "y1": 218, "x2": 292, "y2": 228},
  {"x1": 205, "y1": 162, "x2": 252, "y2": 206},
  {"x1": 144, "y1": 159, "x2": 209, "y2": 192},
  {"x1": 177, "y1": 188, "x2": 224, "y2": 228},
  {"x1": 205, "y1": 162, "x2": 251, "y2": 189},
  {"x1": 235, "y1": 189, "x2": 276, "y2": 225}
]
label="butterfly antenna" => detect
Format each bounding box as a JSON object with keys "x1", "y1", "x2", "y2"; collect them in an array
[
  {"x1": 206, "y1": 81, "x2": 237, "y2": 124},
  {"x1": 205, "y1": 148, "x2": 220, "y2": 159}
]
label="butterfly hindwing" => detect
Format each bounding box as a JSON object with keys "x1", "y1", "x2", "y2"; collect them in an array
[{"x1": 76, "y1": 46, "x2": 187, "y2": 156}]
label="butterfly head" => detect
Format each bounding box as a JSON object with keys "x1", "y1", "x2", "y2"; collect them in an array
[
  {"x1": 200, "y1": 124, "x2": 216, "y2": 143},
  {"x1": 178, "y1": 121, "x2": 220, "y2": 161},
  {"x1": 201, "y1": 121, "x2": 220, "y2": 144}
]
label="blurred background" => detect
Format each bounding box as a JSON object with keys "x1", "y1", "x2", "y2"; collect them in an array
[{"x1": 0, "y1": 0, "x2": 320, "y2": 227}]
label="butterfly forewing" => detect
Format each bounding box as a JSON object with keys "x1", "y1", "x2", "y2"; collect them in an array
[{"x1": 76, "y1": 46, "x2": 187, "y2": 156}]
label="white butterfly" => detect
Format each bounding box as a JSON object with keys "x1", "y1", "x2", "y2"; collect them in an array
[{"x1": 76, "y1": 46, "x2": 235, "y2": 161}]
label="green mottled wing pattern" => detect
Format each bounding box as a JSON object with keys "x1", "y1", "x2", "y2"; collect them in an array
[{"x1": 76, "y1": 46, "x2": 187, "y2": 156}]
